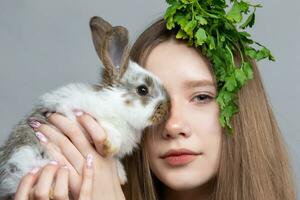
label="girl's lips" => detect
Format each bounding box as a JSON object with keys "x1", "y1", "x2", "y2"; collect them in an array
[
  {"x1": 160, "y1": 148, "x2": 202, "y2": 166},
  {"x1": 163, "y1": 154, "x2": 198, "y2": 166},
  {"x1": 160, "y1": 148, "x2": 200, "y2": 158}
]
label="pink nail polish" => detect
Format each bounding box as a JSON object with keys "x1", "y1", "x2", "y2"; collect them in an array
[
  {"x1": 29, "y1": 167, "x2": 40, "y2": 174},
  {"x1": 49, "y1": 160, "x2": 58, "y2": 165},
  {"x1": 29, "y1": 120, "x2": 41, "y2": 129},
  {"x1": 86, "y1": 154, "x2": 93, "y2": 168},
  {"x1": 45, "y1": 112, "x2": 53, "y2": 118},
  {"x1": 73, "y1": 109, "x2": 83, "y2": 117},
  {"x1": 62, "y1": 165, "x2": 69, "y2": 169},
  {"x1": 35, "y1": 132, "x2": 48, "y2": 143}
]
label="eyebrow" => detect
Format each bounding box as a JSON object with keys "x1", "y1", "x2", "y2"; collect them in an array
[{"x1": 183, "y1": 80, "x2": 215, "y2": 88}]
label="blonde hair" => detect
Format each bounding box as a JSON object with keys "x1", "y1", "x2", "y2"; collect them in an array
[{"x1": 121, "y1": 18, "x2": 297, "y2": 200}]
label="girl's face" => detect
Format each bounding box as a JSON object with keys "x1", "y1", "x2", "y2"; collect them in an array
[{"x1": 145, "y1": 39, "x2": 222, "y2": 191}]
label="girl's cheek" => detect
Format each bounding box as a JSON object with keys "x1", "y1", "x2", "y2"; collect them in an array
[{"x1": 195, "y1": 103, "x2": 220, "y2": 123}]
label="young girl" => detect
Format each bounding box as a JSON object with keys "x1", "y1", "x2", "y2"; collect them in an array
[{"x1": 14, "y1": 18, "x2": 297, "y2": 200}]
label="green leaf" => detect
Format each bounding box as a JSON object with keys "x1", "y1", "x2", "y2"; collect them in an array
[
  {"x1": 220, "y1": 35, "x2": 226, "y2": 42},
  {"x1": 242, "y1": 62, "x2": 253, "y2": 80},
  {"x1": 176, "y1": 29, "x2": 189, "y2": 39},
  {"x1": 240, "y1": 13, "x2": 255, "y2": 29},
  {"x1": 164, "y1": 4, "x2": 178, "y2": 19},
  {"x1": 195, "y1": 15, "x2": 208, "y2": 25},
  {"x1": 253, "y1": 3, "x2": 263, "y2": 8},
  {"x1": 226, "y1": 1, "x2": 242, "y2": 23},
  {"x1": 174, "y1": 13, "x2": 191, "y2": 29},
  {"x1": 195, "y1": 27, "x2": 207, "y2": 45},
  {"x1": 174, "y1": 13, "x2": 185, "y2": 23},
  {"x1": 256, "y1": 48, "x2": 268, "y2": 60},
  {"x1": 239, "y1": 31, "x2": 251, "y2": 38},
  {"x1": 224, "y1": 21, "x2": 235, "y2": 30},
  {"x1": 180, "y1": 0, "x2": 193, "y2": 4},
  {"x1": 256, "y1": 47, "x2": 275, "y2": 61},
  {"x1": 245, "y1": 47, "x2": 257, "y2": 59},
  {"x1": 217, "y1": 90, "x2": 235, "y2": 108},
  {"x1": 239, "y1": 31, "x2": 254, "y2": 44},
  {"x1": 164, "y1": 6, "x2": 176, "y2": 29},
  {"x1": 183, "y1": 20, "x2": 197, "y2": 37},
  {"x1": 235, "y1": 68, "x2": 247, "y2": 86},
  {"x1": 216, "y1": 94, "x2": 225, "y2": 109},
  {"x1": 166, "y1": 0, "x2": 177, "y2": 4},
  {"x1": 208, "y1": 35, "x2": 216, "y2": 50},
  {"x1": 224, "y1": 74, "x2": 238, "y2": 92},
  {"x1": 269, "y1": 52, "x2": 276, "y2": 61},
  {"x1": 211, "y1": 54, "x2": 225, "y2": 77},
  {"x1": 164, "y1": 3, "x2": 186, "y2": 29},
  {"x1": 166, "y1": 19, "x2": 175, "y2": 29},
  {"x1": 219, "y1": 114, "x2": 226, "y2": 127},
  {"x1": 219, "y1": 103, "x2": 238, "y2": 129},
  {"x1": 239, "y1": 1, "x2": 250, "y2": 13}
]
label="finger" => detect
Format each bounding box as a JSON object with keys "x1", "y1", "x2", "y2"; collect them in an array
[
  {"x1": 76, "y1": 113, "x2": 107, "y2": 156},
  {"x1": 78, "y1": 154, "x2": 94, "y2": 200},
  {"x1": 72, "y1": 110, "x2": 94, "y2": 144},
  {"x1": 46, "y1": 143, "x2": 81, "y2": 198},
  {"x1": 33, "y1": 122, "x2": 85, "y2": 174},
  {"x1": 33, "y1": 162, "x2": 59, "y2": 200},
  {"x1": 14, "y1": 168, "x2": 40, "y2": 200},
  {"x1": 47, "y1": 113, "x2": 95, "y2": 155},
  {"x1": 53, "y1": 166, "x2": 70, "y2": 200}
]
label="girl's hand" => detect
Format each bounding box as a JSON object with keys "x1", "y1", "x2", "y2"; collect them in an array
[
  {"x1": 25, "y1": 111, "x2": 125, "y2": 200},
  {"x1": 14, "y1": 154, "x2": 94, "y2": 200}
]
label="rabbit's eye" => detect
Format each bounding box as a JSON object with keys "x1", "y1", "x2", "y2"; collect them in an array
[{"x1": 136, "y1": 85, "x2": 149, "y2": 96}]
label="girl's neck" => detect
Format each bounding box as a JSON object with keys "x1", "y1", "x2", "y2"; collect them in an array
[{"x1": 161, "y1": 178, "x2": 215, "y2": 200}]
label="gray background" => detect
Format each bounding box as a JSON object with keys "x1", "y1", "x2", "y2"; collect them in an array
[{"x1": 0, "y1": 0, "x2": 299, "y2": 197}]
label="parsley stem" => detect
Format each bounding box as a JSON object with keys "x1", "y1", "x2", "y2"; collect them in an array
[
  {"x1": 194, "y1": 1, "x2": 220, "y2": 19},
  {"x1": 216, "y1": 29, "x2": 220, "y2": 46},
  {"x1": 192, "y1": 4, "x2": 195, "y2": 20},
  {"x1": 235, "y1": 43, "x2": 244, "y2": 64},
  {"x1": 226, "y1": 45, "x2": 235, "y2": 66},
  {"x1": 247, "y1": 3, "x2": 262, "y2": 8}
]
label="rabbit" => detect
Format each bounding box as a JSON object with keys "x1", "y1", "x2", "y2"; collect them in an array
[{"x1": 0, "y1": 16, "x2": 170, "y2": 198}]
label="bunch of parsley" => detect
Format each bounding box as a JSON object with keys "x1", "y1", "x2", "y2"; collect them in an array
[{"x1": 164, "y1": 0, "x2": 275, "y2": 134}]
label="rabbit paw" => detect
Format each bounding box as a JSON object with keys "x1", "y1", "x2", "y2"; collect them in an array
[{"x1": 103, "y1": 138, "x2": 119, "y2": 157}]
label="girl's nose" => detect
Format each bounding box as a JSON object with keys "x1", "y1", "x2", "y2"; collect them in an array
[{"x1": 162, "y1": 101, "x2": 192, "y2": 139}]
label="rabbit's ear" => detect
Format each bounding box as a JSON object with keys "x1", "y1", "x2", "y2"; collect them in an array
[
  {"x1": 90, "y1": 16, "x2": 129, "y2": 85},
  {"x1": 89, "y1": 16, "x2": 112, "y2": 60},
  {"x1": 101, "y1": 26, "x2": 129, "y2": 81}
]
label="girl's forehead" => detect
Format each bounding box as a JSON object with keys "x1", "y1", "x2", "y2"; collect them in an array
[{"x1": 145, "y1": 40, "x2": 213, "y2": 84}]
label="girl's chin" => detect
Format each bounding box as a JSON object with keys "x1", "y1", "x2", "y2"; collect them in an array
[
  {"x1": 162, "y1": 177, "x2": 209, "y2": 191},
  {"x1": 167, "y1": 184, "x2": 199, "y2": 191},
  {"x1": 160, "y1": 171, "x2": 217, "y2": 191}
]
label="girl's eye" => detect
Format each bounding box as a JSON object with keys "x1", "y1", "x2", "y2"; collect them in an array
[{"x1": 192, "y1": 94, "x2": 213, "y2": 104}]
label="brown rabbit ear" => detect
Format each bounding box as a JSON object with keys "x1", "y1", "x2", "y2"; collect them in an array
[
  {"x1": 100, "y1": 26, "x2": 130, "y2": 85},
  {"x1": 89, "y1": 16, "x2": 113, "y2": 60}
]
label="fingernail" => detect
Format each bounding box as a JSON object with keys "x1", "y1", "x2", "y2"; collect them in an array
[
  {"x1": 45, "y1": 112, "x2": 53, "y2": 118},
  {"x1": 73, "y1": 109, "x2": 83, "y2": 117},
  {"x1": 86, "y1": 154, "x2": 93, "y2": 168},
  {"x1": 29, "y1": 120, "x2": 41, "y2": 129},
  {"x1": 29, "y1": 167, "x2": 40, "y2": 174},
  {"x1": 49, "y1": 160, "x2": 58, "y2": 165},
  {"x1": 35, "y1": 131, "x2": 48, "y2": 143},
  {"x1": 62, "y1": 165, "x2": 69, "y2": 169}
]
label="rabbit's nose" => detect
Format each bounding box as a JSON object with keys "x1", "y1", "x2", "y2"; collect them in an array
[{"x1": 150, "y1": 100, "x2": 170, "y2": 125}]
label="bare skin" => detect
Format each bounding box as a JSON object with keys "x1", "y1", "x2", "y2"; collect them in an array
[
  {"x1": 145, "y1": 39, "x2": 222, "y2": 200},
  {"x1": 15, "y1": 112, "x2": 125, "y2": 200}
]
